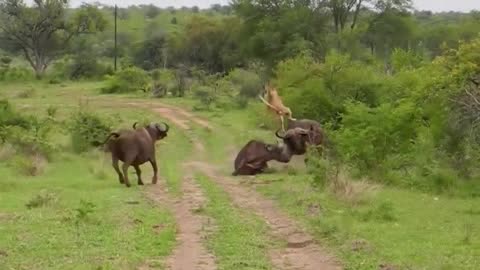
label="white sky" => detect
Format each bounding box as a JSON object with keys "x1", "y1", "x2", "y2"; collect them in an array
[{"x1": 24, "y1": 0, "x2": 480, "y2": 12}]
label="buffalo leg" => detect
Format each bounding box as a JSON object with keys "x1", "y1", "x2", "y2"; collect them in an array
[
  {"x1": 122, "y1": 163, "x2": 131, "y2": 187},
  {"x1": 150, "y1": 159, "x2": 158, "y2": 184},
  {"x1": 112, "y1": 157, "x2": 124, "y2": 184},
  {"x1": 134, "y1": 165, "x2": 144, "y2": 186}
]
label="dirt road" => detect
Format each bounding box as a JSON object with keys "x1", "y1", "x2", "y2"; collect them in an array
[{"x1": 127, "y1": 100, "x2": 342, "y2": 270}]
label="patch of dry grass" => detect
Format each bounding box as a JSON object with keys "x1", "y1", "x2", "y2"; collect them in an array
[
  {"x1": 0, "y1": 143, "x2": 17, "y2": 161},
  {"x1": 12, "y1": 153, "x2": 48, "y2": 176},
  {"x1": 329, "y1": 171, "x2": 380, "y2": 206}
]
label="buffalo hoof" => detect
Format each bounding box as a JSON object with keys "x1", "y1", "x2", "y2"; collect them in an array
[
  {"x1": 138, "y1": 181, "x2": 144, "y2": 186},
  {"x1": 118, "y1": 178, "x2": 125, "y2": 184},
  {"x1": 151, "y1": 177, "x2": 158, "y2": 184},
  {"x1": 125, "y1": 182, "x2": 131, "y2": 188}
]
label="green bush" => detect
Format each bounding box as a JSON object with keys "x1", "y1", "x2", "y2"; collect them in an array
[
  {"x1": 68, "y1": 55, "x2": 113, "y2": 80},
  {"x1": 150, "y1": 69, "x2": 175, "y2": 98},
  {"x1": 193, "y1": 86, "x2": 216, "y2": 110},
  {"x1": 227, "y1": 68, "x2": 262, "y2": 98},
  {"x1": 0, "y1": 55, "x2": 12, "y2": 65},
  {"x1": 273, "y1": 52, "x2": 384, "y2": 124},
  {"x1": 0, "y1": 66, "x2": 35, "y2": 81},
  {"x1": 68, "y1": 110, "x2": 112, "y2": 153},
  {"x1": 101, "y1": 67, "x2": 150, "y2": 94},
  {"x1": 333, "y1": 100, "x2": 418, "y2": 176}
]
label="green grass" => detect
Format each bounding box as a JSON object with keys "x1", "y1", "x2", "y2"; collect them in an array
[
  {"x1": 177, "y1": 101, "x2": 480, "y2": 270},
  {"x1": 195, "y1": 173, "x2": 277, "y2": 270},
  {"x1": 0, "y1": 156, "x2": 176, "y2": 270},
  {"x1": 254, "y1": 174, "x2": 480, "y2": 269},
  {"x1": 3, "y1": 80, "x2": 480, "y2": 269},
  {"x1": 0, "y1": 81, "x2": 196, "y2": 269}
]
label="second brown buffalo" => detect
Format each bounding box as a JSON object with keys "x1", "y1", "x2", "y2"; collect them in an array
[{"x1": 103, "y1": 122, "x2": 170, "y2": 187}]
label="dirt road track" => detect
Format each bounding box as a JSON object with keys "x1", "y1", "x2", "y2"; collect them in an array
[{"x1": 129, "y1": 100, "x2": 342, "y2": 270}]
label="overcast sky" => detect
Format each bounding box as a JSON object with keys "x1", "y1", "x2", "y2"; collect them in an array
[{"x1": 25, "y1": 0, "x2": 480, "y2": 12}]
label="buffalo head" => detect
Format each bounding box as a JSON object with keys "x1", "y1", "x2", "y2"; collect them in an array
[{"x1": 275, "y1": 127, "x2": 313, "y2": 155}]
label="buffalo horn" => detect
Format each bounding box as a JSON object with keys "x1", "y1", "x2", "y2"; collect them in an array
[
  {"x1": 275, "y1": 129, "x2": 285, "y2": 139},
  {"x1": 162, "y1": 122, "x2": 170, "y2": 132}
]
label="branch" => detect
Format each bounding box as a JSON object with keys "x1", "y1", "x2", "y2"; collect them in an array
[
  {"x1": 464, "y1": 86, "x2": 480, "y2": 106},
  {"x1": 21, "y1": 47, "x2": 35, "y2": 69}
]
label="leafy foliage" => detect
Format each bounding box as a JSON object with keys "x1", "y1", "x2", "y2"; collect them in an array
[
  {"x1": 101, "y1": 67, "x2": 150, "y2": 93},
  {"x1": 0, "y1": 1, "x2": 107, "y2": 77},
  {"x1": 68, "y1": 110, "x2": 112, "y2": 153}
]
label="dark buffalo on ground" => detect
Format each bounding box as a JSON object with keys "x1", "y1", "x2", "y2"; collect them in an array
[
  {"x1": 103, "y1": 122, "x2": 170, "y2": 187},
  {"x1": 232, "y1": 128, "x2": 310, "y2": 176},
  {"x1": 232, "y1": 140, "x2": 291, "y2": 176}
]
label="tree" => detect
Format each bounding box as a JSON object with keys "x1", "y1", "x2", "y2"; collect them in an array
[
  {"x1": 145, "y1": 4, "x2": 160, "y2": 19},
  {"x1": 232, "y1": 0, "x2": 328, "y2": 67},
  {"x1": 0, "y1": 0, "x2": 106, "y2": 78},
  {"x1": 364, "y1": 6, "x2": 416, "y2": 60},
  {"x1": 327, "y1": 0, "x2": 366, "y2": 32}
]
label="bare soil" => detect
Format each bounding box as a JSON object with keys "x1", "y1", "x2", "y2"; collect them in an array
[{"x1": 124, "y1": 101, "x2": 217, "y2": 270}]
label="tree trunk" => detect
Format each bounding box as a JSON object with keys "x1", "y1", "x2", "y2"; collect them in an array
[
  {"x1": 351, "y1": 0, "x2": 363, "y2": 30},
  {"x1": 33, "y1": 61, "x2": 47, "y2": 79}
]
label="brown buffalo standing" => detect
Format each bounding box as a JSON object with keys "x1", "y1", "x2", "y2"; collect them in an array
[{"x1": 103, "y1": 122, "x2": 170, "y2": 187}]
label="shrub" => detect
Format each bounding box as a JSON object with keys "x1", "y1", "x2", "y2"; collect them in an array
[
  {"x1": 150, "y1": 69, "x2": 175, "y2": 98},
  {"x1": 13, "y1": 153, "x2": 48, "y2": 176},
  {"x1": 0, "y1": 100, "x2": 56, "y2": 158},
  {"x1": 69, "y1": 110, "x2": 112, "y2": 153},
  {"x1": 333, "y1": 100, "x2": 418, "y2": 175},
  {"x1": 26, "y1": 190, "x2": 57, "y2": 209},
  {"x1": 227, "y1": 68, "x2": 263, "y2": 98},
  {"x1": 193, "y1": 86, "x2": 216, "y2": 110},
  {"x1": 0, "y1": 143, "x2": 16, "y2": 161},
  {"x1": 0, "y1": 66, "x2": 34, "y2": 81},
  {"x1": 0, "y1": 55, "x2": 12, "y2": 65},
  {"x1": 101, "y1": 67, "x2": 150, "y2": 94},
  {"x1": 0, "y1": 99, "x2": 31, "y2": 130},
  {"x1": 68, "y1": 55, "x2": 112, "y2": 80}
]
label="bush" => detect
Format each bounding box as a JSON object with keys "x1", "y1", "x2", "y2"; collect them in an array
[
  {"x1": 193, "y1": 86, "x2": 216, "y2": 110},
  {"x1": 150, "y1": 69, "x2": 175, "y2": 98},
  {"x1": 333, "y1": 100, "x2": 418, "y2": 175},
  {"x1": 0, "y1": 55, "x2": 12, "y2": 65},
  {"x1": 25, "y1": 190, "x2": 58, "y2": 209},
  {"x1": 69, "y1": 110, "x2": 112, "y2": 153},
  {"x1": 228, "y1": 68, "x2": 263, "y2": 98},
  {"x1": 13, "y1": 153, "x2": 48, "y2": 176},
  {"x1": 0, "y1": 100, "x2": 56, "y2": 158},
  {"x1": 68, "y1": 55, "x2": 112, "y2": 80},
  {"x1": 101, "y1": 67, "x2": 150, "y2": 94},
  {"x1": 0, "y1": 66, "x2": 35, "y2": 81}
]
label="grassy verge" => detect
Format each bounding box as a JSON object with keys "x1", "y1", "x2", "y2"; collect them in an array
[
  {"x1": 184, "y1": 104, "x2": 480, "y2": 270},
  {"x1": 0, "y1": 156, "x2": 176, "y2": 270},
  {"x1": 0, "y1": 81, "x2": 196, "y2": 269},
  {"x1": 255, "y1": 174, "x2": 480, "y2": 269},
  {"x1": 195, "y1": 173, "x2": 277, "y2": 270}
]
